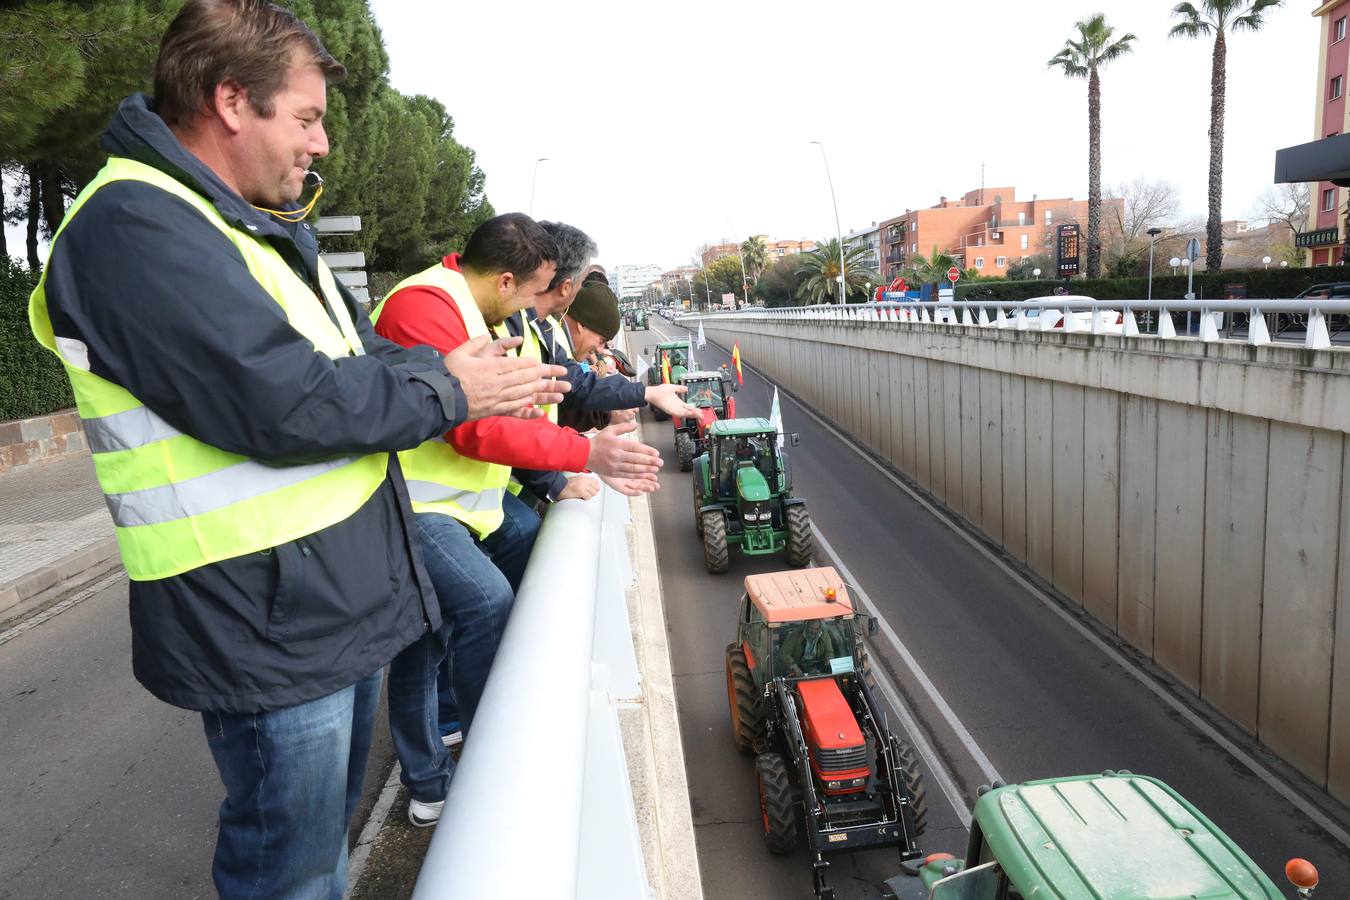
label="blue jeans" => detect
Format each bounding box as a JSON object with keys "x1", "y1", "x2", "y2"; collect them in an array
[
  {"x1": 387, "y1": 497, "x2": 539, "y2": 802},
  {"x1": 434, "y1": 492, "x2": 540, "y2": 731},
  {"x1": 202, "y1": 669, "x2": 383, "y2": 900}
]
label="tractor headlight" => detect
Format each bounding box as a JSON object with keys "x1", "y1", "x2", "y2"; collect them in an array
[
  {"x1": 826, "y1": 780, "x2": 842, "y2": 790},
  {"x1": 741, "y1": 502, "x2": 771, "y2": 523}
]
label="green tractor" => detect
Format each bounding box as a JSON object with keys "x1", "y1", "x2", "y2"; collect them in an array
[
  {"x1": 645, "y1": 340, "x2": 692, "y2": 421},
  {"x1": 693, "y1": 418, "x2": 812, "y2": 574},
  {"x1": 882, "y1": 771, "x2": 1323, "y2": 900},
  {"x1": 673, "y1": 370, "x2": 736, "y2": 472},
  {"x1": 728, "y1": 567, "x2": 927, "y2": 900}
]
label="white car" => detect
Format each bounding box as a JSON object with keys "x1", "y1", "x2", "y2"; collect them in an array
[{"x1": 1012, "y1": 296, "x2": 1123, "y2": 334}]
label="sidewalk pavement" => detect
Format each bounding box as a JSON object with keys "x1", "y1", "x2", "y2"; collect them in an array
[{"x1": 0, "y1": 453, "x2": 120, "y2": 620}]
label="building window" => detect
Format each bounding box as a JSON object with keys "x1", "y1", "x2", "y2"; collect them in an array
[
  {"x1": 996, "y1": 256, "x2": 1007, "y2": 268},
  {"x1": 1020, "y1": 234, "x2": 1029, "y2": 250},
  {"x1": 1323, "y1": 188, "x2": 1336, "y2": 212},
  {"x1": 1333, "y1": 75, "x2": 1344, "y2": 101},
  {"x1": 1337, "y1": 17, "x2": 1347, "y2": 42},
  {"x1": 911, "y1": 243, "x2": 917, "y2": 253},
  {"x1": 1018, "y1": 212, "x2": 1026, "y2": 226},
  {"x1": 1044, "y1": 210, "x2": 1053, "y2": 224},
  {"x1": 974, "y1": 257, "x2": 985, "y2": 269}
]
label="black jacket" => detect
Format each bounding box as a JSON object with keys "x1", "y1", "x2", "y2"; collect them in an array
[{"x1": 44, "y1": 94, "x2": 464, "y2": 713}]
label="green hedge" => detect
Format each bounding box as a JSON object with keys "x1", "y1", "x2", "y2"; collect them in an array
[
  {"x1": 0, "y1": 259, "x2": 73, "y2": 421},
  {"x1": 953, "y1": 265, "x2": 1350, "y2": 302}
]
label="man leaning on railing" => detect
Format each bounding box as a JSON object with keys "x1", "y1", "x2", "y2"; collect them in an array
[{"x1": 27, "y1": 2, "x2": 569, "y2": 897}]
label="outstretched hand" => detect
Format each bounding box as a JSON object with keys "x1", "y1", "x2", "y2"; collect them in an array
[{"x1": 445, "y1": 334, "x2": 570, "y2": 420}]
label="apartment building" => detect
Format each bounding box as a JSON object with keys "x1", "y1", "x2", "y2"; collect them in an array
[
  {"x1": 1299, "y1": 2, "x2": 1350, "y2": 265},
  {"x1": 876, "y1": 187, "x2": 1107, "y2": 280}
]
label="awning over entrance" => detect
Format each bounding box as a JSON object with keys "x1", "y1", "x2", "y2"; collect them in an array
[{"x1": 1274, "y1": 133, "x2": 1350, "y2": 186}]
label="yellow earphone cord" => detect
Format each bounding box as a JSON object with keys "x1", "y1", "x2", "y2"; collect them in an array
[{"x1": 252, "y1": 183, "x2": 323, "y2": 223}]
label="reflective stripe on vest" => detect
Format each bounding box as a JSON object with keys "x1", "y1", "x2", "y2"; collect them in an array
[
  {"x1": 370, "y1": 264, "x2": 510, "y2": 538},
  {"x1": 28, "y1": 157, "x2": 388, "y2": 581}
]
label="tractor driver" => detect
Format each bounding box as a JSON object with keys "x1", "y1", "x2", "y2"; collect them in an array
[
  {"x1": 692, "y1": 382, "x2": 718, "y2": 406},
  {"x1": 777, "y1": 619, "x2": 839, "y2": 676},
  {"x1": 722, "y1": 436, "x2": 757, "y2": 491}
]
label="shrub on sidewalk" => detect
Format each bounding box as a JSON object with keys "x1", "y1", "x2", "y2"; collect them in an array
[{"x1": 0, "y1": 259, "x2": 73, "y2": 421}]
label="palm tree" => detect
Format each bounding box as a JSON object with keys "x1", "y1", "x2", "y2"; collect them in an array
[
  {"x1": 899, "y1": 246, "x2": 960, "y2": 289},
  {"x1": 1170, "y1": 1, "x2": 1282, "y2": 272},
  {"x1": 1048, "y1": 14, "x2": 1136, "y2": 279},
  {"x1": 794, "y1": 238, "x2": 878, "y2": 304},
  {"x1": 741, "y1": 235, "x2": 769, "y2": 282}
]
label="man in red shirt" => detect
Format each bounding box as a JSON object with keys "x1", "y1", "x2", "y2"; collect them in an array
[{"x1": 373, "y1": 214, "x2": 662, "y2": 826}]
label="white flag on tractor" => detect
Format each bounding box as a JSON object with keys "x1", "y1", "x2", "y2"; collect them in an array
[
  {"x1": 635, "y1": 355, "x2": 650, "y2": 381},
  {"x1": 769, "y1": 387, "x2": 784, "y2": 450},
  {"x1": 696, "y1": 320, "x2": 706, "y2": 349}
]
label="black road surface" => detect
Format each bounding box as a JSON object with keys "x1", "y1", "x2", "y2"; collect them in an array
[{"x1": 642, "y1": 314, "x2": 1350, "y2": 900}]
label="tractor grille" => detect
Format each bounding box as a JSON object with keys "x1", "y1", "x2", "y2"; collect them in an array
[{"x1": 815, "y1": 745, "x2": 868, "y2": 772}]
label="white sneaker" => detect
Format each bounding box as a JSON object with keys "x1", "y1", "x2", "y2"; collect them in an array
[
  {"x1": 407, "y1": 798, "x2": 444, "y2": 828},
  {"x1": 440, "y1": 730, "x2": 463, "y2": 748}
]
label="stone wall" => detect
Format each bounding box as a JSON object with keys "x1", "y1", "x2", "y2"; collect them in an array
[
  {"x1": 694, "y1": 314, "x2": 1350, "y2": 802},
  {"x1": 0, "y1": 410, "x2": 86, "y2": 475}
]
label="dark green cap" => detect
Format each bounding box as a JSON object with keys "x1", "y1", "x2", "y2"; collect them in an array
[{"x1": 567, "y1": 281, "x2": 621, "y2": 340}]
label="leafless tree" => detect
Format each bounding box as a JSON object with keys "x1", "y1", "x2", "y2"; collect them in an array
[
  {"x1": 1099, "y1": 177, "x2": 1184, "y2": 276},
  {"x1": 1248, "y1": 182, "x2": 1310, "y2": 235}
]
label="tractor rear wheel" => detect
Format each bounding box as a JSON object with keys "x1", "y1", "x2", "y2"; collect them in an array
[
  {"x1": 725, "y1": 643, "x2": 762, "y2": 752},
  {"x1": 694, "y1": 479, "x2": 705, "y2": 536},
  {"x1": 676, "y1": 433, "x2": 694, "y2": 472},
  {"x1": 755, "y1": 752, "x2": 798, "y2": 854},
  {"x1": 702, "y1": 509, "x2": 729, "y2": 574},
  {"x1": 891, "y1": 737, "x2": 928, "y2": 836},
  {"x1": 785, "y1": 504, "x2": 813, "y2": 567}
]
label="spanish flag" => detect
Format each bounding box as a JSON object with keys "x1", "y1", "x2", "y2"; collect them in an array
[
  {"x1": 731, "y1": 342, "x2": 743, "y2": 385},
  {"x1": 661, "y1": 353, "x2": 671, "y2": 384}
]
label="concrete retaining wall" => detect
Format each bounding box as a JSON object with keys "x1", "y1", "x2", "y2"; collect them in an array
[{"x1": 697, "y1": 316, "x2": 1350, "y2": 802}]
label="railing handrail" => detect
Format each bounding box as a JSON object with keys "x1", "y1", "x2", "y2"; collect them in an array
[
  {"x1": 411, "y1": 485, "x2": 641, "y2": 899},
  {"x1": 675, "y1": 297, "x2": 1350, "y2": 349}
]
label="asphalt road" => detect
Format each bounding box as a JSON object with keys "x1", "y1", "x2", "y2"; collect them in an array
[
  {"x1": 642, "y1": 314, "x2": 1350, "y2": 900},
  {"x1": 0, "y1": 573, "x2": 397, "y2": 900}
]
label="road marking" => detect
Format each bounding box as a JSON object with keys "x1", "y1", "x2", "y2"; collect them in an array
[
  {"x1": 811, "y1": 525, "x2": 1001, "y2": 812},
  {"x1": 344, "y1": 761, "x2": 404, "y2": 899},
  {"x1": 768, "y1": 355, "x2": 1350, "y2": 851},
  {"x1": 0, "y1": 569, "x2": 127, "y2": 647}
]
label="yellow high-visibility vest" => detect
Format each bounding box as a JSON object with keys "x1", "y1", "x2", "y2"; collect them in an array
[
  {"x1": 371, "y1": 265, "x2": 509, "y2": 538},
  {"x1": 28, "y1": 157, "x2": 388, "y2": 581}
]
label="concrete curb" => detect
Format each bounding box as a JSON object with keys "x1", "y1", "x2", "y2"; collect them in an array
[
  {"x1": 623, "y1": 418, "x2": 704, "y2": 900},
  {"x1": 0, "y1": 536, "x2": 122, "y2": 620}
]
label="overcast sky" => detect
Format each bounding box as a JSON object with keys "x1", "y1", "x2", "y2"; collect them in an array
[
  {"x1": 377, "y1": 0, "x2": 1319, "y2": 272},
  {"x1": 3, "y1": 1, "x2": 1318, "y2": 269}
]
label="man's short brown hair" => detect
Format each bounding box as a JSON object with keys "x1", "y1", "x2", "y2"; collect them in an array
[{"x1": 153, "y1": 0, "x2": 346, "y2": 126}]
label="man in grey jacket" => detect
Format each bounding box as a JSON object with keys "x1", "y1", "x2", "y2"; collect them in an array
[{"x1": 30, "y1": 1, "x2": 566, "y2": 896}]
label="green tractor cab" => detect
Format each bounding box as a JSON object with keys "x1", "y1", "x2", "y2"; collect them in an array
[
  {"x1": 692, "y1": 418, "x2": 811, "y2": 573},
  {"x1": 726, "y1": 568, "x2": 926, "y2": 900},
  {"x1": 883, "y1": 771, "x2": 1322, "y2": 900},
  {"x1": 673, "y1": 370, "x2": 737, "y2": 471},
  {"x1": 645, "y1": 340, "x2": 692, "y2": 420}
]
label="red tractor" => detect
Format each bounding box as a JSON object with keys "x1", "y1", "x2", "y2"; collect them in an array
[
  {"x1": 726, "y1": 567, "x2": 926, "y2": 900},
  {"x1": 673, "y1": 369, "x2": 736, "y2": 472}
]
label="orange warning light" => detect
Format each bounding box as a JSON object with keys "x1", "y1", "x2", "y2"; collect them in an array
[{"x1": 1286, "y1": 859, "x2": 1319, "y2": 889}]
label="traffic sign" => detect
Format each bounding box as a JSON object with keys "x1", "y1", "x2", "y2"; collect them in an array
[
  {"x1": 1186, "y1": 238, "x2": 1201, "y2": 262},
  {"x1": 947, "y1": 267, "x2": 960, "y2": 283}
]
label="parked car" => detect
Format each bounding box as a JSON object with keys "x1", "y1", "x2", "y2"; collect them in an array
[{"x1": 1014, "y1": 296, "x2": 1123, "y2": 333}]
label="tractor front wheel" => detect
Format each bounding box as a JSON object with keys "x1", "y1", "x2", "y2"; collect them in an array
[
  {"x1": 755, "y1": 752, "x2": 798, "y2": 855},
  {"x1": 676, "y1": 433, "x2": 694, "y2": 472},
  {"x1": 702, "y1": 509, "x2": 729, "y2": 574},
  {"x1": 892, "y1": 737, "x2": 928, "y2": 837},
  {"x1": 785, "y1": 504, "x2": 813, "y2": 567},
  {"x1": 725, "y1": 643, "x2": 762, "y2": 752}
]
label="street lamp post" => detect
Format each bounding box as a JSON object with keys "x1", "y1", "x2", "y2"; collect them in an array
[
  {"x1": 1170, "y1": 256, "x2": 1180, "y2": 276},
  {"x1": 1033, "y1": 267, "x2": 1042, "y2": 280},
  {"x1": 1262, "y1": 255, "x2": 1272, "y2": 270},
  {"x1": 529, "y1": 158, "x2": 549, "y2": 216},
  {"x1": 1146, "y1": 226, "x2": 1163, "y2": 301},
  {"x1": 810, "y1": 141, "x2": 847, "y2": 304}
]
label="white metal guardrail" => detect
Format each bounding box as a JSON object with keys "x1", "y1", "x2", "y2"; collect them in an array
[
  {"x1": 411, "y1": 483, "x2": 651, "y2": 900},
  {"x1": 679, "y1": 297, "x2": 1350, "y2": 350}
]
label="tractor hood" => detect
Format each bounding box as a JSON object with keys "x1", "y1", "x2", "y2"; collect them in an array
[
  {"x1": 796, "y1": 678, "x2": 864, "y2": 751},
  {"x1": 736, "y1": 464, "x2": 770, "y2": 502}
]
